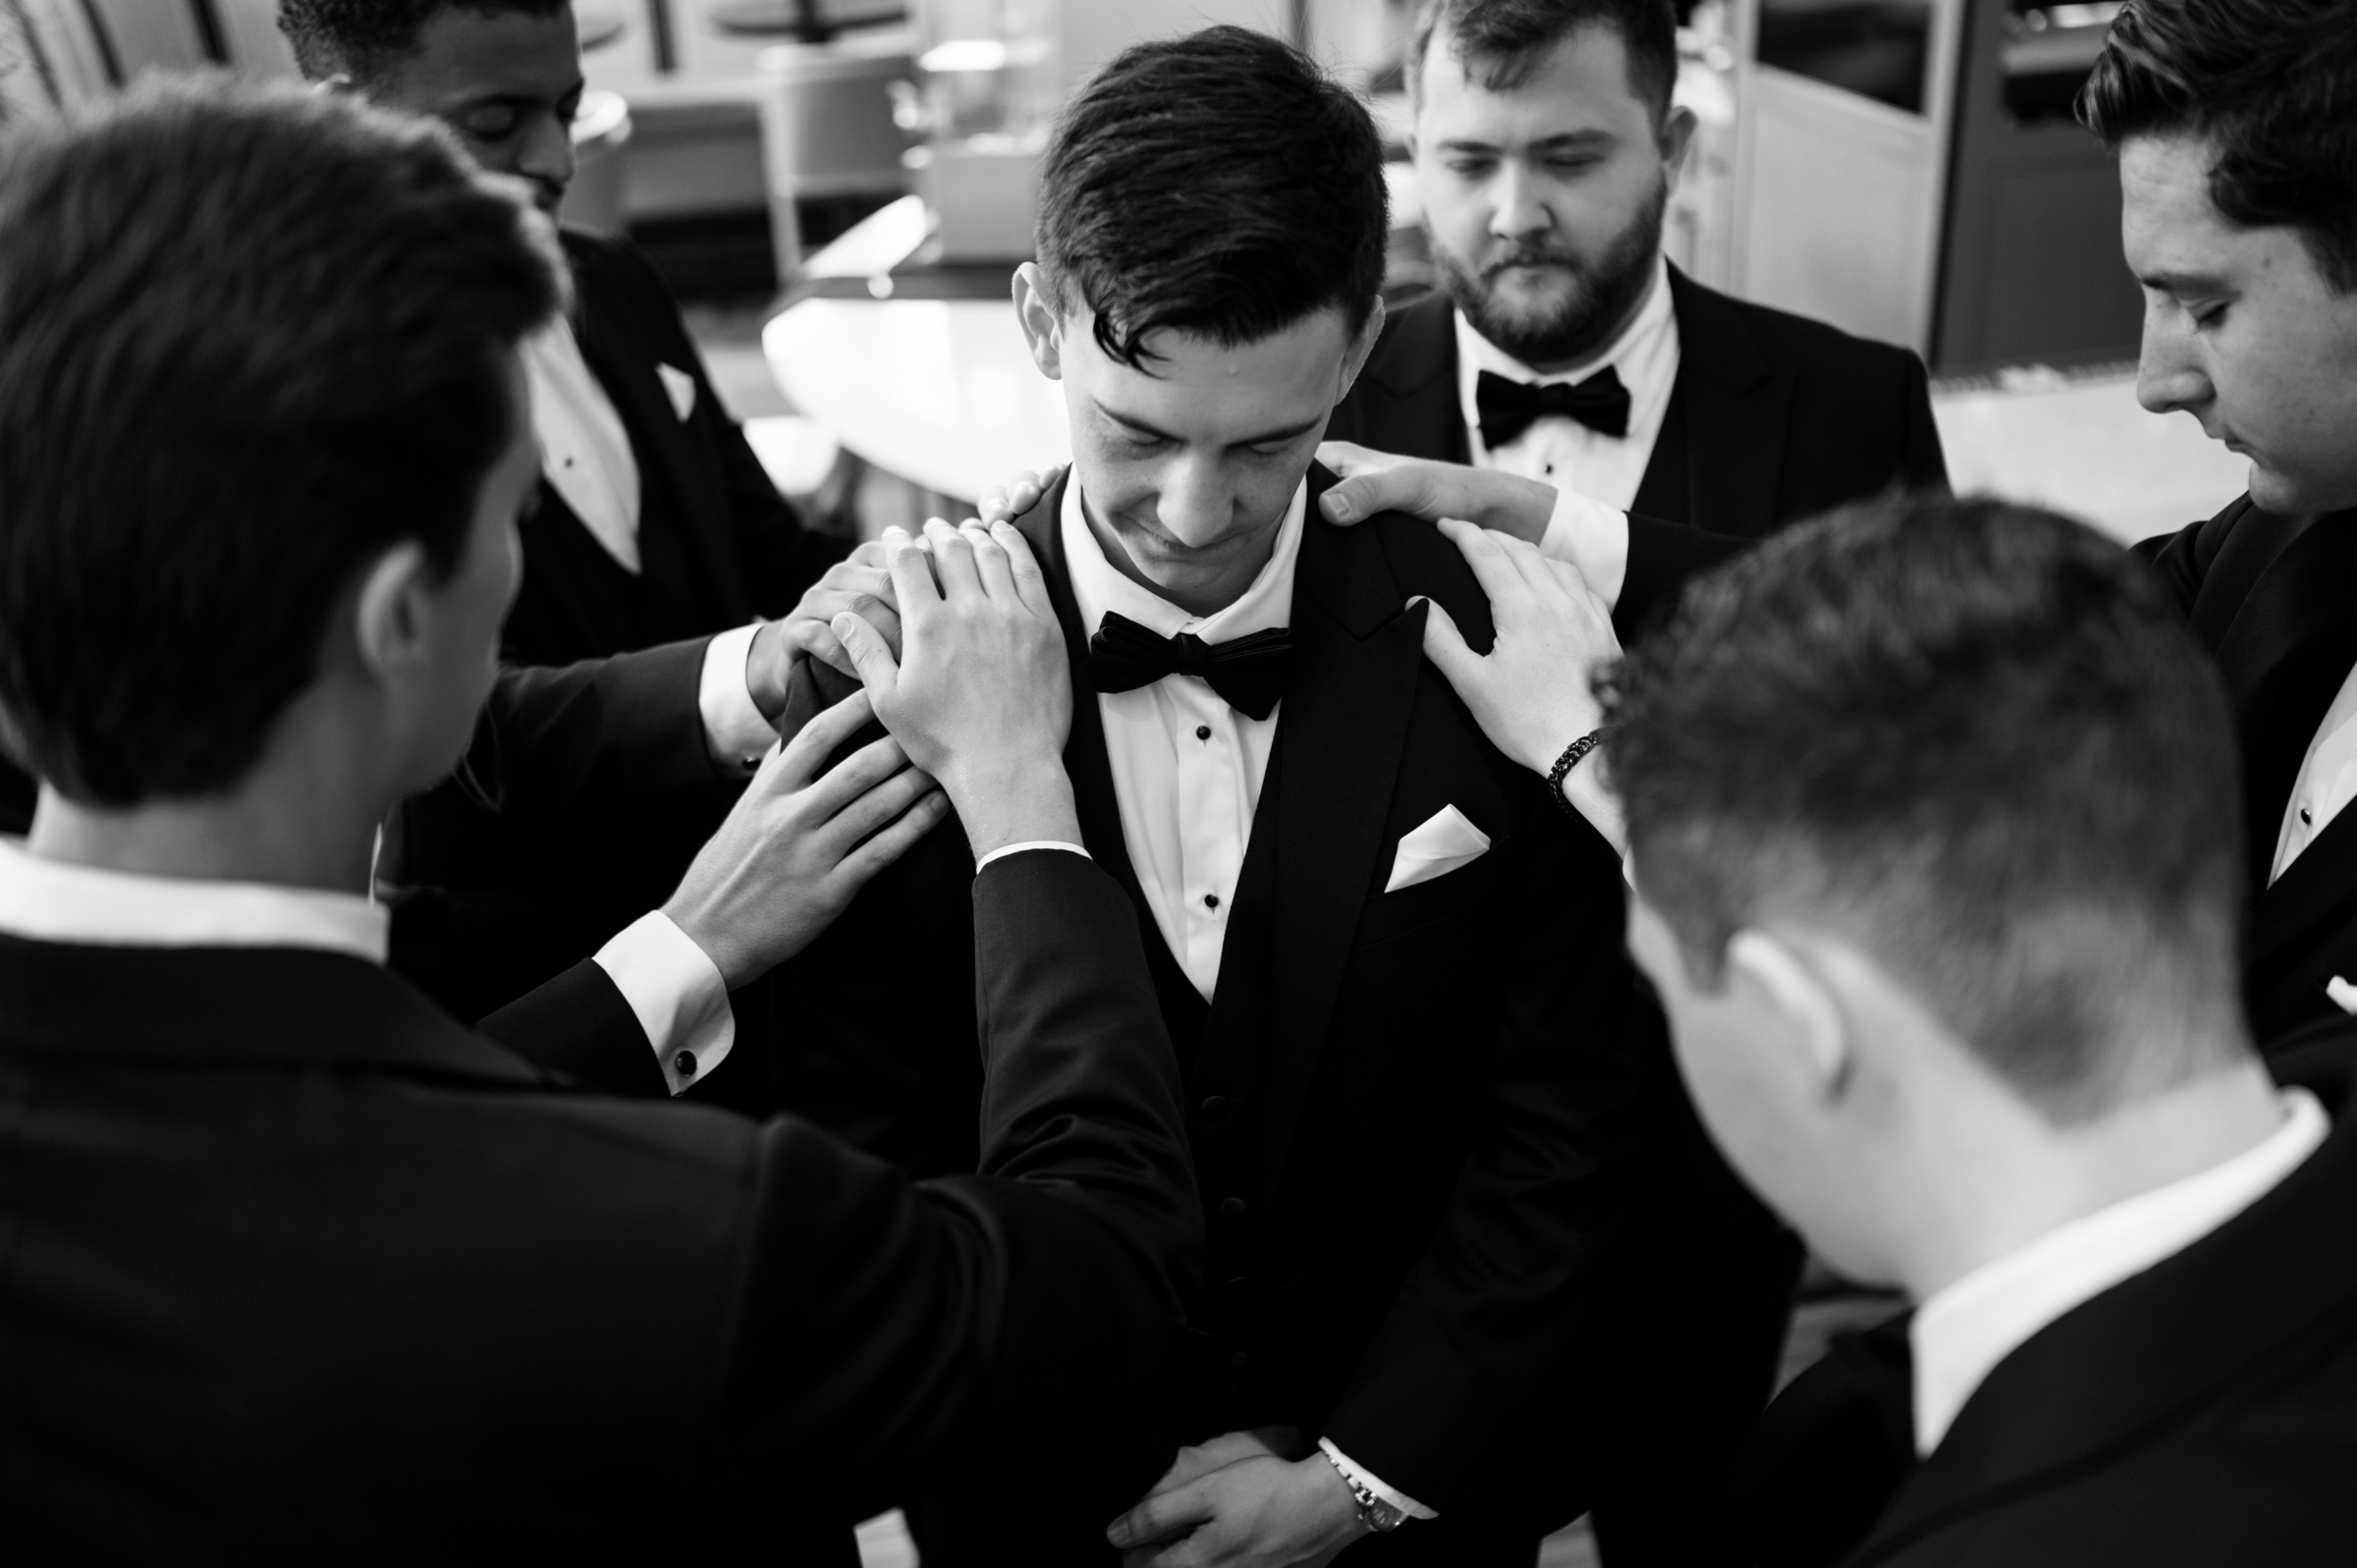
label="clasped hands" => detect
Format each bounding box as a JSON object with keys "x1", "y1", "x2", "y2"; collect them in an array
[
  {"x1": 1106, "y1": 1429, "x2": 1366, "y2": 1568},
  {"x1": 660, "y1": 516, "x2": 1075, "y2": 994}
]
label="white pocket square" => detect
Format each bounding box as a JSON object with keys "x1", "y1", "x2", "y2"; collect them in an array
[
  {"x1": 1384, "y1": 803, "x2": 1491, "y2": 893},
  {"x1": 657, "y1": 362, "x2": 697, "y2": 422}
]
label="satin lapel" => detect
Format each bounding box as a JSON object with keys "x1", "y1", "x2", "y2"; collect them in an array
[
  {"x1": 1850, "y1": 1074, "x2": 2357, "y2": 1563},
  {"x1": 566, "y1": 243, "x2": 748, "y2": 625},
  {"x1": 1011, "y1": 469, "x2": 1152, "y2": 912},
  {"x1": 2209, "y1": 510, "x2": 2357, "y2": 906},
  {"x1": 1668, "y1": 267, "x2": 1789, "y2": 541},
  {"x1": 2209, "y1": 510, "x2": 2357, "y2": 721},
  {"x1": 1352, "y1": 294, "x2": 1471, "y2": 464},
  {"x1": 1225, "y1": 466, "x2": 1429, "y2": 1188}
]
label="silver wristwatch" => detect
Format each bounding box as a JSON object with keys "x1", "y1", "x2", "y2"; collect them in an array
[{"x1": 1322, "y1": 1449, "x2": 1408, "y2": 1534}]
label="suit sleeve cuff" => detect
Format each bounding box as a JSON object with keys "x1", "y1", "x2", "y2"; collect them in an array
[
  {"x1": 699, "y1": 622, "x2": 777, "y2": 775},
  {"x1": 1537, "y1": 490, "x2": 1629, "y2": 610},
  {"x1": 1317, "y1": 1438, "x2": 1439, "y2": 1521},
  {"x1": 974, "y1": 840, "x2": 1092, "y2": 872},
  {"x1": 591, "y1": 910, "x2": 736, "y2": 1095}
]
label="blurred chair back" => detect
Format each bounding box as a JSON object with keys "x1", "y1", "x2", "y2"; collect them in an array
[
  {"x1": 755, "y1": 28, "x2": 913, "y2": 278},
  {"x1": 82, "y1": 0, "x2": 206, "y2": 78},
  {"x1": 208, "y1": 0, "x2": 301, "y2": 79}
]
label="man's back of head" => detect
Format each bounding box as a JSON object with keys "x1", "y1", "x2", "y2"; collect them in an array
[
  {"x1": 0, "y1": 78, "x2": 557, "y2": 827},
  {"x1": 1606, "y1": 494, "x2": 2273, "y2": 1293},
  {"x1": 2079, "y1": 0, "x2": 2357, "y2": 514}
]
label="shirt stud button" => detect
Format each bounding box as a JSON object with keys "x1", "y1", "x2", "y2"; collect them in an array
[
  {"x1": 2302, "y1": 807, "x2": 2315, "y2": 825},
  {"x1": 1196, "y1": 725, "x2": 1212, "y2": 741},
  {"x1": 674, "y1": 1051, "x2": 697, "y2": 1078},
  {"x1": 1204, "y1": 893, "x2": 1221, "y2": 909}
]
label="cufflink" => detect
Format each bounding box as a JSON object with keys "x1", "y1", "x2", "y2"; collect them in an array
[
  {"x1": 2327, "y1": 977, "x2": 2357, "y2": 1017},
  {"x1": 675, "y1": 1050, "x2": 697, "y2": 1078}
]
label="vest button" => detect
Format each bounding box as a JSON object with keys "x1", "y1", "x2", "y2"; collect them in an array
[
  {"x1": 1199, "y1": 1094, "x2": 1232, "y2": 1124},
  {"x1": 1221, "y1": 1196, "x2": 1247, "y2": 1219}
]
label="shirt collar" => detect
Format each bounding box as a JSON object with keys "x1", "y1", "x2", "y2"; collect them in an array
[
  {"x1": 0, "y1": 838, "x2": 387, "y2": 964},
  {"x1": 1910, "y1": 1085, "x2": 2330, "y2": 1456},
  {"x1": 1454, "y1": 251, "x2": 1674, "y2": 391},
  {"x1": 1060, "y1": 474, "x2": 1306, "y2": 645}
]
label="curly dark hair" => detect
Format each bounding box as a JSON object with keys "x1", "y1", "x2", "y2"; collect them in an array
[
  {"x1": 2079, "y1": 0, "x2": 2357, "y2": 293},
  {"x1": 279, "y1": 0, "x2": 569, "y2": 81}
]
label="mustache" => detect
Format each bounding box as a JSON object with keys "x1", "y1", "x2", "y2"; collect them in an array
[{"x1": 1478, "y1": 244, "x2": 1588, "y2": 280}]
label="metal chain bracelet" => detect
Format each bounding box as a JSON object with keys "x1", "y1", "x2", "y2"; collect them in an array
[{"x1": 1548, "y1": 729, "x2": 1607, "y2": 818}]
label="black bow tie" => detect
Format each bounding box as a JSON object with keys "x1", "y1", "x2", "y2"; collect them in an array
[
  {"x1": 1087, "y1": 612, "x2": 1293, "y2": 720},
  {"x1": 1475, "y1": 365, "x2": 1632, "y2": 449}
]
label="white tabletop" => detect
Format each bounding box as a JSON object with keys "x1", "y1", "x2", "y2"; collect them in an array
[{"x1": 762, "y1": 197, "x2": 1069, "y2": 501}]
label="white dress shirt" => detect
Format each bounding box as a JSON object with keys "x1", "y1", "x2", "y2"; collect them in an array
[
  {"x1": 0, "y1": 832, "x2": 740, "y2": 1098},
  {"x1": 522, "y1": 314, "x2": 642, "y2": 574},
  {"x1": 1062, "y1": 478, "x2": 1303, "y2": 1001},
  {"x1": 1456, "y1": 255, "x2": 1680, "y2": 513},
  {"x1": 2271, "y1": 657, "x2": 2357, "y2": 884},
  {"x1": 1910, "y1": 1087, "x2": 2329, "y2": 1455},
  {"x1": 1063, "y1": 477, "x2": 1436, "y2": 1521}
]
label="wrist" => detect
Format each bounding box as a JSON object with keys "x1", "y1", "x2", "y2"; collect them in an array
[
  {"x1": 744, "y1": 620, "x2": 797, "y2": 724},
  {"x1": 945, "y1": 759, "x2": 1079, "y2": 862},
  {"x1": 1304, "y1": 1454, "x2": 1378, "y2": 1541}
]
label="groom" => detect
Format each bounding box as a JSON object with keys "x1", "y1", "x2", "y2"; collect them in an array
[{"x1": 762, "y1": 25, "x2": 1644, "y2": 1568}]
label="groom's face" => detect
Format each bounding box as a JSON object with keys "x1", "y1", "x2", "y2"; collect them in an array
[{"x1": 1022, "y1": 281, "x2": 1376, "y2": 616}]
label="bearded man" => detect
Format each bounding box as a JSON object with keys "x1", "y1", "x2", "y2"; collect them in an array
[
  {"x1": 1321, "y1": 2, "x2": 1946, "y2": 1560},
  {"x1": 1328, "y1": 0, "x2": 1946, "y2": 543}
]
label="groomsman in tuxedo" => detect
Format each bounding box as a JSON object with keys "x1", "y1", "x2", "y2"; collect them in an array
[
  {"x1": 1319, "y1": 0, "x2": 2357, "y2": 1054},
  {"x1": 279, "y1": 0, "x2": 866, "y2": 1019},
  {"x1": 0, "y1": 81, "x2": 1197, "y2": 1562},
  {"x1": 735, "y1": 27, "x2": 1647, "y2": 1565},
  {"x1": 1324, "y1": 3, "x2": 1947, "y2": 1552},
  {"x1": 1326, "y1": 0, "x2": 1945, "y2": 542}
]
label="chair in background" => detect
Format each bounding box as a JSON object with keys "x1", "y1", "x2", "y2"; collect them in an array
[{"x1": 754, "y1": 27, "x2": 914, "y2": 279}]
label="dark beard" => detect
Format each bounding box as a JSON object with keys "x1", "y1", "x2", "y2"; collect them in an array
[{"x1": 1436, "y1": 179, "x2": 1668, "y2": 370}]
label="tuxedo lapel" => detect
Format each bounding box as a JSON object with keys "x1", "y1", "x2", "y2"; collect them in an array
[
  {"x1": 1010, "y1": 469, "x2": 1153, "y2": 916},
  {"x1": 1662, "y1": 266, "x2": 1790, "y2": 540},
  {"x1": 2207, "y1": 510, "x2": 2357, "y2": 935},
  {"x1": 1850, "y1": 1057, "x2": 2357, "y2": 1564},
  {"x1": 1345, "y1": 294, "x2": 1471, "y2": 463},
  {"x1": 1224, "y1": 466, "x2": 1429, "y2": 1186},
  {"x1": 564, "y1": 241, "x2": 748, "y2": 627}
]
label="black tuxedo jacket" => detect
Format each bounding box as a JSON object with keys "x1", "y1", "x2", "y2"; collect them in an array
[
  {"x1": 506, "y1": 228, "x2": 844, "y2": 665},
  {"x1": 1827, "y1": 1029, "x2": 2357, "y2": 1567},
  {"x1": 2136, "y1": 500, "x2": 2357, "y2": 1041},
  {"x1": 1326, "y1": 267, "x2": 1947, "y2": 544},
  {"x1": 0, "y1": 850, "x2": 1198, "y2": 1563},
  {"x1": 385, "y1": 230, "x2": 849, "y2": 1021},
  {"x1": 711, "y1": 465, "x2": 1648, "y2": 1535}
]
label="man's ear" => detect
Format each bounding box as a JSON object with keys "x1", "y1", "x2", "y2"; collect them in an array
[
  {"x1": 350, "y1": 540, "x2": 439, "y2": 686},
  {"x1": 1012, "y1": 262, "x2": 1065, "y2": 381},
  {"x1": 1337, "y1": 294, "x2": 1389, "y2": 403},
  {"x1": 1726, "y1": 928, "x2": 1851, "y2": 1100},
  {"x1": 1660, "y1": 104, "x2": 1699, "y2": 191}
]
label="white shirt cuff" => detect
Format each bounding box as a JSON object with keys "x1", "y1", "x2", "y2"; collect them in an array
[
  {"x1": 1536, "y1": 489, "x2": 1630, "y2": 611},
  {"x1": 1317, "y1": 1437, "x2": 1439, "y2": 1521},
  {"x1": 973, "y1": 840, "x2": 1092, "y2": 872},
  {"x1": 699, "y1": 622, "x2": 776, "y2": 775},
  {"x1": 591, "y1": 910, "x2": 736, "y2": 1096}
]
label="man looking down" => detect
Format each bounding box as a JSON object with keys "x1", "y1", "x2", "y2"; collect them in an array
[
  {"x1": 677, "y1": 27, "x2": 1649, "y2": 1567},
  {"x1": 0, "y1": 80, "x2": 1196, "y2": 1562}
]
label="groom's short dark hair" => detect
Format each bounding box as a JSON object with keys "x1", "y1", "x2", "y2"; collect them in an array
[
  {"x1": 0, "y1": 78, "x2": 559, "y2": 807},
  {"x1": 1606, "y1": 494, "x2": 2250, "y2": 1121},
  {"x1": 1036, "y1": 24, "x2": 1388, "y2": 370}
]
